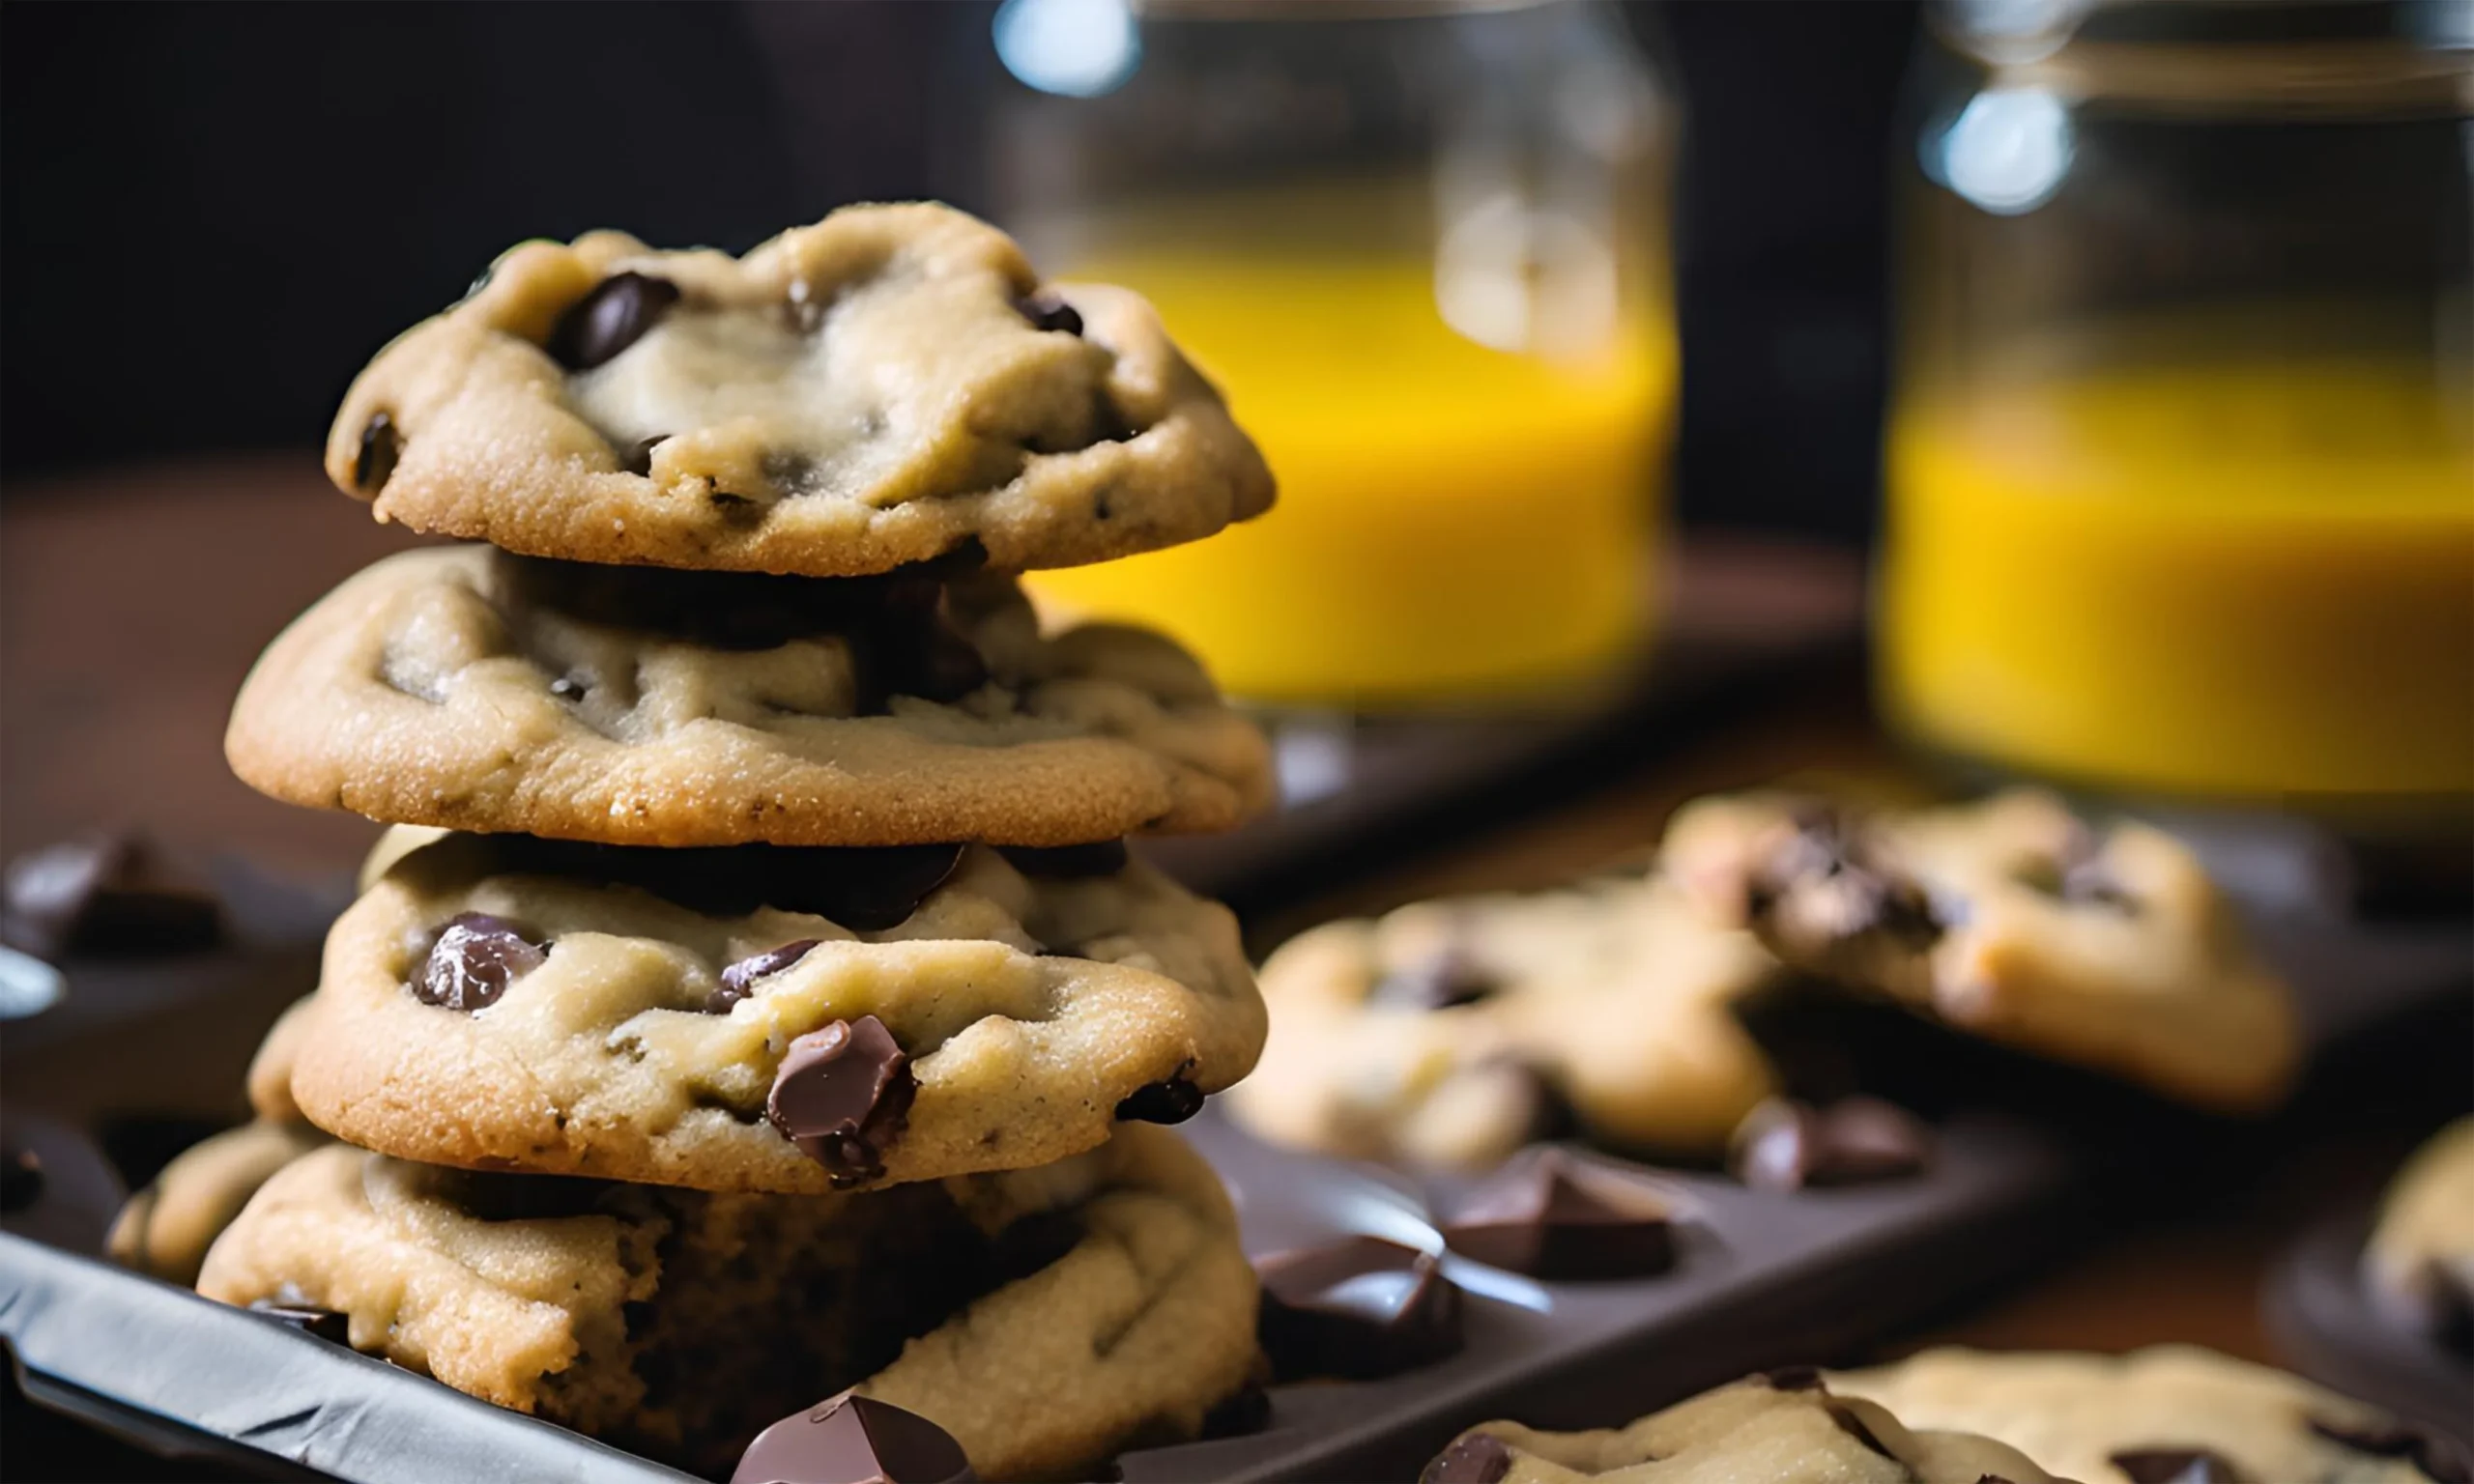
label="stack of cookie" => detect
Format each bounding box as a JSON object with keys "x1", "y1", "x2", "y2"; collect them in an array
[{"x1": 157, "y1": 204, "x2": 1285, "y2": 1481}]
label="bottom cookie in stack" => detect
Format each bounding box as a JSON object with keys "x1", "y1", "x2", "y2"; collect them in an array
[{"x1": 195, "y1": 1123, "x2": 1256, "y2": 1482}]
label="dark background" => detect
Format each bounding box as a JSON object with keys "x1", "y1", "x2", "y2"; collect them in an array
[{"x1": 0, "y1": 0, "x2": 1919, "y2": 544}]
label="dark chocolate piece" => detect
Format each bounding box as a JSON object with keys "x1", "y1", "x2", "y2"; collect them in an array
[
  {"x1": 1731, "y1": 1097, "x2": 1933, "y2": 1192},
  {"x1": 1114, "y1": 1074, "x2": 1204, "y2": 1126},
  {"x1": 1420, "y1": 1432, "x2": 1512, "y2": 1484},
  {"x1": 732, "y1": 1391, "x2": 977, "y2": 1484},
  {"x1": 356, "y1": 411, "x2": 402, "y2": 494},
  {"x1": 1, "y1": 832, "x2": 222, "y2": 961},
  {"x1": 1256, "y1": 1236, "x2": 1464, "y2": 1382},
  {"x1": 711, "y1": 939, "x2": 824, "y2": 1013},
  {"x1": 767, "y1": 1016, "x2": 916, "y2": 1185},
  {"x1": 1013, "y1": 291, "x2": 1082, "y2": 337},
  {"x1": 547, "y1": 271, "x2": 681, "y2": 371},
  {"x1": 250, "y1": 1301, "x2": 351, "y2": 1345},
  {"x1": 1, "y1": 1142, "x2": 42, "y2": 1213},
  {"x1": 1367, "y1": 949, "x2": 1498, "y2": 1013},
  {"x1": 1762, "y1": 1364, "x2": 1826, "y2": 1390},
  {"x1": 414, "y1": 912, "x2": 547, "y2": 1013},
  {"x1": 459, "y1": 835, "x2": 965, "y2": 932},
  {"x1": 995, "y1": 841, "x2": 1132, "y2": 879},
  {"x1": 2309, "y1": 1416, "x2": 2472, "y2": 1484},
  {"x1": 2108, "y1": 1449, "x2": 2246, "y2": 1484},
  {"x1": 1439, "y1": 1147, "x2": 1677, "y2": 1280}
]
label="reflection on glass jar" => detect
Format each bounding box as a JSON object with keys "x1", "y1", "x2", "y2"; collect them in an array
[
  {"x1": 1882, "y1": 0, "x2": 2474, "y2": 813},
  {"x1": 985, "y1": 0, "x2": 1676, "y2": 706}
]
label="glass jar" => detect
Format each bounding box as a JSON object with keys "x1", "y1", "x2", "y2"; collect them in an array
[
  {"x1": 1880, "y1": 0, "x2": 2473, "y2": 816},
  {"x1": 978, "y1": 0, "x2": 1676, "y2": 706}
]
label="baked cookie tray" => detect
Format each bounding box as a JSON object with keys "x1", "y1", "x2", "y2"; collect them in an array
[{"x1": 5, "y1": 854, "x2": 2466, "y2": 1484}]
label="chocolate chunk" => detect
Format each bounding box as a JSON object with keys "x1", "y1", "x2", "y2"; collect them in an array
[
  {"x1": 733, "y1": 1392, "x2": 977, "y2": 1484},
  {"x1": 547, "y1": 271, "x2": 681, "y2": 371},
  {"x1": 1014, "y1": 291, "x2": 1082, "y2": 337},
  {"x1": 1439, "y1": 1147, "x2": 1677, "y2": 1280},
  {"x1": 1257, "y1": 1236, "x2": 1464, "y2": 1382},
  {"x1": 767, "y1": 1016, "x2": 916, "y2": 1186},
  {"x1": 414, "y1": 912, "x2": 547, "y2": 1013},
  {"x1": 1, "y1": 832, "x2": 222, "y2": 961},
  {"x1": 2310, "y1": 1416, "x2": 2472, "y2": 1484},
  {"x1": 1731, "y1": 1097, "x2": 1933, "y2": 1192},
  {"x1": 250, "y1": 1301, "x2": 350, "y2": 1345},
  {"x1": 1368, "y1": 949, "x2": 1499, "y2": 1012},
  {"x1": 1, "y1": 1142, "x2": 42, "y2": 1213},
  {"x1": 459, "y1": 835, "x2": 965, "y2": 932},
  {"x1": 1114, "y1": 1073, "x2": 1204, "y2": 1126},
  {"x1": 1421, "y1": 1433, "x2": 1513, "y2": 1484},
  {"x1": 356, "y1": 411, "x2": 402, "y2": 494},
  {"x1": 1763, "y1": 1364, "x2": 1827, "y2": 1390},
  {"x1": 711, "y1": 939, "x2": 823, "y2": 1013},
  {"x1": 2108, "y1": 1449, "x2": 2247, "y2": 1484},
  {"x1": 995, "y1": 841, "x2": 1132, "y2": 879}
]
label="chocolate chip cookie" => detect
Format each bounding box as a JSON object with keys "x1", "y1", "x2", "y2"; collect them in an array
[
  {"x1": 1228, "y1": 871, "x2": 1777, "y2": 1168},
  {"x1": 285, "y1": 829, "x2": 1264, "y2": 1192},
  {"x1": 1829, "y1": 1346, "x2": 2467, "y2": 1483},
  {"x1": 226, "y1": 545, "x2": 1271, "y2": 847},
  {"x1": 1420, "y1": 1370, "x2": 2064, "y2": 1483},
  {"x1": 197, "y1": 1126, "x2": 1259, "y2": 1482},
  {"x1": 325, "y1": 203, "x2": 1273, "y2": 578},
  {"x1": 2366, "y1": 1118, "x2": 2474, "y2": 1353},
  {"x1": 1666, "y1": 788, "x2": 2298, "y2": 1113}
]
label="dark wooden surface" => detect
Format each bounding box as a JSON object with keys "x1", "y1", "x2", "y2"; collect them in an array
[{"x1": 0, "y1": 455, "x2": 2455, "y2": 1415}]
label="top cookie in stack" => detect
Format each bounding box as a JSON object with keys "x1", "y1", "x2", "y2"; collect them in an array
[{"x1": 229, "y1": 203, "x2": 1275, "y2": 849}]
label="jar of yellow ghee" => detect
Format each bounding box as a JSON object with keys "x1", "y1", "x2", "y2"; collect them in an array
[
  {"x1": 979, "y1": 0, "x2": 1676, "y2": 706},
  {"x1": 1882, "y1": 1, "x2": 2473, "y2": 816}
]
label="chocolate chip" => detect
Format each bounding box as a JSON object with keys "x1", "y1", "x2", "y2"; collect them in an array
[
  {"x1": 547, "y1": 271, "x2": 681, "y2": 371},
  {"x1": 413, "y1": 912, "x2": 546, "y2": 1013},
  {"x1": 767, "y1": 1016, "x2": 916, "y2": 1186},
  {"x1": 2309, "y1": 1417, "x2": 2472, "y2": 1484},
  {"x1": 356, "y1": 411, "x2": 402, "y2": 494},
  {"x1": 732, "y1": 1391, "x2": 977, "y2": 1484},
  {"x1": 621, "y1": 435, "x2": 669, "y2": 476},
  {"x1": 1731, "y1": 1097, "x2": 1933, "y2": 1192},
  {"x1": 1763, "y1": 1364, "x2": 1827, "y2": 1390},
  {"x1": 710, "y1": 939, "x2": 823, "y2": 1013},
  {"x1": 1, "y1": 1143, "x2": 42, "y2": 1213},
  {"x1": 1, "y1": 832, "x2": 222, "y2": 962},
  {"x1": 548, "y1": 674, "x2": 588, "y2": 700},
  {"x1": 1421, "y1": 1433, "x2": 1513, "y2": 1484},
  {"x1": 994, "y1": 841, "x2": 1132, "y2": 879},
  {"x1": 1114, "y1": 1073, "x2": 1205, "y2": 1126},
  {"x1": 1368, "y1": 949, "x2": 1499, "y2": 1012},
  {"x1": 250, "y1": 1301, "x2": 350, "y2": 1345},
  {"x1": 1439, "y1": 1147, "x2": 1677, "y2": 1280},
  {"x1": 2108, "y1": 1449, "x2": 2247, "y2": 1484},
  {"x1": 1014, "y1": 290, "x2": 1082, "y2": 337},
  {"x1": 1256, "y1": 1236, "x2": 1465, "y2": 1382}
]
